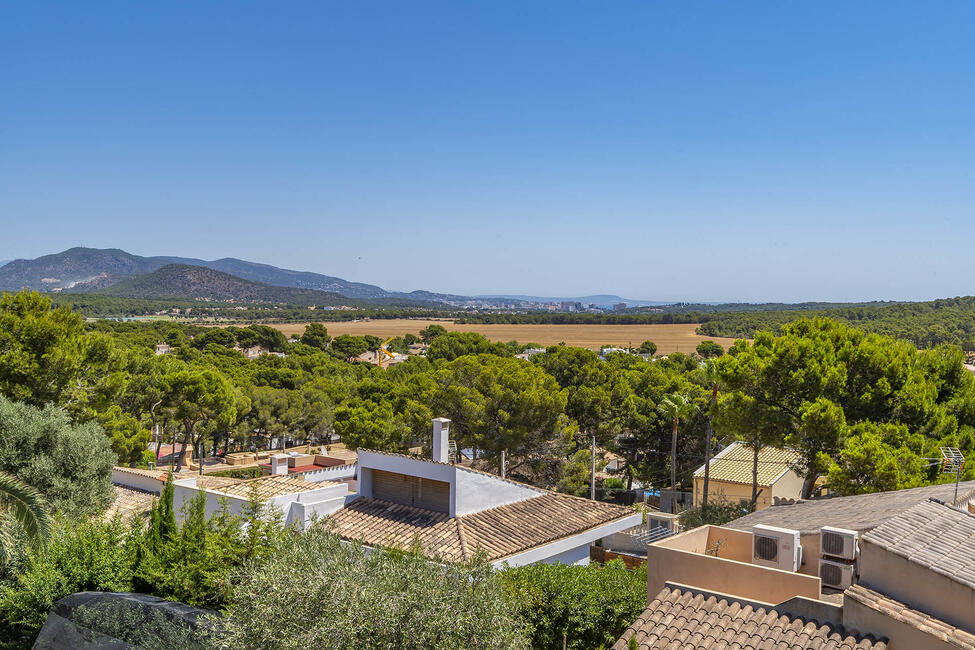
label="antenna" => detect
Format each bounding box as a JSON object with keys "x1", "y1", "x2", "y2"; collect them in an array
[{"x1": 940, "y1": 447, "x2": 966, "y2": 505}]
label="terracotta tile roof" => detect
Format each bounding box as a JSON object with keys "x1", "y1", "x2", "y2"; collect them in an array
[
  {"x1": 327, "y1": 492, "x2": 635, "y2": 563},
  {"x1": 727, "y1": 481, "x2": 975, "y2": 534},
  {"x1": 693, "y1": 442, "x2": 801, "y2": 486},
  {"x1": 112, "y1": 466, "x2": 168, "y2": 481},
  {"x1": 845, "y1": 584, "x2": 975, "y2": 649},
  {"x1": 195, "y1": 475, "x2": 329, "y2": 500},
  {"x1": 861, "y1": 498, "x2": 975, "y2": 590},
  {"x1": 614, "y1": 586, "x2": 887, "y2": 650},
  {"x1": 103, "y1": 485, "x2": 156, "y2": 523}
]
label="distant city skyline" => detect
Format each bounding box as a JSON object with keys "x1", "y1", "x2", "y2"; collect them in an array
[{"x1": 3, "y1": 3, "x2": 975, "y2": 303}]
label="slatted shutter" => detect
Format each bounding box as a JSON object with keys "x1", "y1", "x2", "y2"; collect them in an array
[
  {"x1": 372, "y1": 469, "x2": 416, "y2": 507},
  {"x1": 413, "y1": 477, "x2": 450, "y2": 512},
  {"x1": 371, "y1": 469, "x2": 450, "y2": 513}
]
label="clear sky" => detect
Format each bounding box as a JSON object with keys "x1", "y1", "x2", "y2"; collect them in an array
[{"x1": 2, "y1": 2, "x2": 974, "y2": 302}]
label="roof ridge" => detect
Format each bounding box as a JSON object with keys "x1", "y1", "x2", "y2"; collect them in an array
[
  {"x1": 454, "y1": 463, "x2": 549, "y2": 493},
  {"x1": 357, "y1": 448, "x2": 453, "y2": 466},
  {"x1": 455, "y1": 518, "x2": 471, "y2": 561},
  {"x1": 665, "y1": 585, "x2": 875, "y2": 644}
]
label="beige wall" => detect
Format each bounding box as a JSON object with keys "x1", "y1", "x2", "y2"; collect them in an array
[
  {"x1": 693, "y1": 479, "x2": 770, "y2": 509},
  {"x1": 647, "y1": 525, "x2": 821, "y2": 604},
  {"x1": 796, "y1": 533, "x2": 819, "y2": 577},
  {"x1": 770, "y1": 469, "x2": 805, "y2": 502},
  {"x1": 843, "y1": 595, "x2": 958, "y2": 650},
  {"x1": 693, "y1": 470, "x2": 803, "y2": 511},
  {"x1": 704, "y1": 526, "x2": 752, "y2": 563},
  {"x1": 859, "y1": 539, "x2": 975, "y2": 636}
]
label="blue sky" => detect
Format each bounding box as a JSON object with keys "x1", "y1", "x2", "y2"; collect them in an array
[{"x1": 2, "y1": 2, "x2": 974, "y2": 302}]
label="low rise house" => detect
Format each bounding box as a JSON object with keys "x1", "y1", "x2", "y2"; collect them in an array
[
  {"x1": 153, "y1": 343, "x2": 172, "y2": 355},
  {"x1": 615, "y1": 488, "x2": 975, "y2": 649},
  {"x1": 258, "y1": 450, "x2": 357, "y2": 484},
  {"x1": 692, "y1": 442, "x2": 803, "y2": 510},
  {"x1": 853, "y1": 499, "x2": 975, "y2": 640},
  {"x1": 726, "y1": 480, "x2": 975, "y2": 574},
  {"x1": 172, "y1": 473, "x2": 350, "y2": 528},
  {"x1": 107, "y1": 466, "x2": 169, "y2": 522},
  {"x1": 514, "y1": 347, "x2": 546, "y2": 360},
  {"x1": 329, "y1": 418, "x2": 641, "y2": 567},
  {"x1": 353, "y1": 350, "x2": 408, "y2": 366}
]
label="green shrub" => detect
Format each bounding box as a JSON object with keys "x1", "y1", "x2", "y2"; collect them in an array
[
  {"x1": 603, "y1": 477, "x2": 626, "y2": 490},
  {"x1": 137, "y1": 449, "x2": 157, "y2": 468},
  {"x1": 0, "y1": 397, "x2": 115, "y2": 518},
  {"x1": 500, "y1": 559, "x2": 646, "y2": 650},
  {"x1": 678, "y1": 500, "x2": 753, "y2": 530},
  {"x1": 0, "y1": 518, "x2": 135, "y2": 648},
  {"x1": 132, "y1": 478, "x2": 283, "y2": 609},
  {"x1": 214, "y1": 526, "x2": 527, "y2": 650},
  {"x1": 206, "y1": 466, "x2": 263, "y2": 480}
]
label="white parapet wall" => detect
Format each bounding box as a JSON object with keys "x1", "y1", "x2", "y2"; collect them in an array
[
  {"x1": 112, "y1": 468, "x2": 165, "y2": 494},
  {"x1": 171, "y1": 478, "x2": 349, "y2": 529},
  {"x1": 296, "y1": 463, "x2": 357, "y2": 484}
]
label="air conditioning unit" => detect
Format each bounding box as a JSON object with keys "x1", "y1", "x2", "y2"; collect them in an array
[
  {"x1": 752, "y1": 524, "x2": 802, "y2": 572},
  {"x1": 819, "y1": 557, "x2": 855, "y2": 589},
  {"x1": 820, "y1": 526, "x2": 858, "y2": 560}
]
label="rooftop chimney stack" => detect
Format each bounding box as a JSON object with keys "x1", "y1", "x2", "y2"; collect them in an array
[
  {"x1": 270, "y1": 454, "x2": 289, "y2": 475},
  {"x1": 432, "y1": 418, "x2": 451, "y2": 463}
]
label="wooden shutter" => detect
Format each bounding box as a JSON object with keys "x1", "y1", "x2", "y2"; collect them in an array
[
  {"x1": 372, "y1": 469, "x2": 450, "y2": 513},
  {"x1": 413, "y1": 477, "x2": 450, "y2": 513},
  {"x1": 372, "y1": 469, "x2": 416, "y2": 507}
]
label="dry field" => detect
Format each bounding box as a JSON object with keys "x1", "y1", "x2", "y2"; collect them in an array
[{"x1": 266, "y1": 319, "x2": 738, "y2": 354}]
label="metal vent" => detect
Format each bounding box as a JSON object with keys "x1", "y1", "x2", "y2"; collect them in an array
[
  {"x1": 754, "y1": 535, "x2": 778, "y2": 562},
  {"x1": 822, "y1": 531, "x2": 845, "y2": 556},
  {"x1": 820, "y1": 562, "x2": 842, "y2": 587}
]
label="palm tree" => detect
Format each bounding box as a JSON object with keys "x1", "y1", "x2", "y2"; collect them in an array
[
  {"x1": 658, "y1": 394, "x2": 697, "y2": 513},
  {"x1": 0, "y1": 471, "x2": 51, "y2": 564}
]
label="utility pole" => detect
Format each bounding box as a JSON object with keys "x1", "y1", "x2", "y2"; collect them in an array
[
  {"x1": 702, "y1": 382, "x2": 718, "y2": 509},
  {"x1": 501, "y1": 450, "x2": 506, "y2": 480},
  {"x1": 150, "y1": 399, "x2": 163, "y2": 467},
  {"x1": 590, "y1": 433, "x2": 596, "y2": 500}
]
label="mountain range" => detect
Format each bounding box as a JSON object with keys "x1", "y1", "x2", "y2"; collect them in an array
[
  {"x1": 0, "y1": 248, "x2": 398, "y2": 299},
  {"x1": 0, "y1": 248, "x2": 661, "y2": 308},
  {"x1": 90, "y1": 264, "x2": 362, "y2": 305}
]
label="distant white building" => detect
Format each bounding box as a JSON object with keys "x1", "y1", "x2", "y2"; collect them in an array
[{"x1": 154, "y1": 343, "x2": 172, "y2": 355}]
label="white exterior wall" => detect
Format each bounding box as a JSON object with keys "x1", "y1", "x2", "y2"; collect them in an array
[
  {"x1": 357, "y1": 450, "x2": 457, "y2": 514},
  {"x1": 454, "y1": 467, "x2": 542, "y2": 516},
  {"x1": 172, "y1": 478, "x2": 349, "y2": 529},
  {"x1": 112, "y1": 469, "x2": 164, "y2": 494},
  {"x1": 297, "y1": 463, "x2": 357, "y2": 484}
]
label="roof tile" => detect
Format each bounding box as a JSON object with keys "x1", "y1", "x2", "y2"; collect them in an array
[{"x1": 615, "y1": 587, "x2": 886, "y2": 650}]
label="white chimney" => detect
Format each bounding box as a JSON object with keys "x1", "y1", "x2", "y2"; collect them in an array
[
  {"x1": 432, "y1": 418, "x2": 451, "y2": 463},
  {"x1": 270, "y1": 454, "x2": 289, "y2": 475}
]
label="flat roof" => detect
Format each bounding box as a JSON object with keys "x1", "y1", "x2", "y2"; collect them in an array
[{"x1": 727, "y1": 481, "x2": 975, "y2": 534}]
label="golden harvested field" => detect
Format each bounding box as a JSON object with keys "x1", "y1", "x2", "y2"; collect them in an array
[{"x1": 267, "y1": 319, "x2": 738, "y2": 354}]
